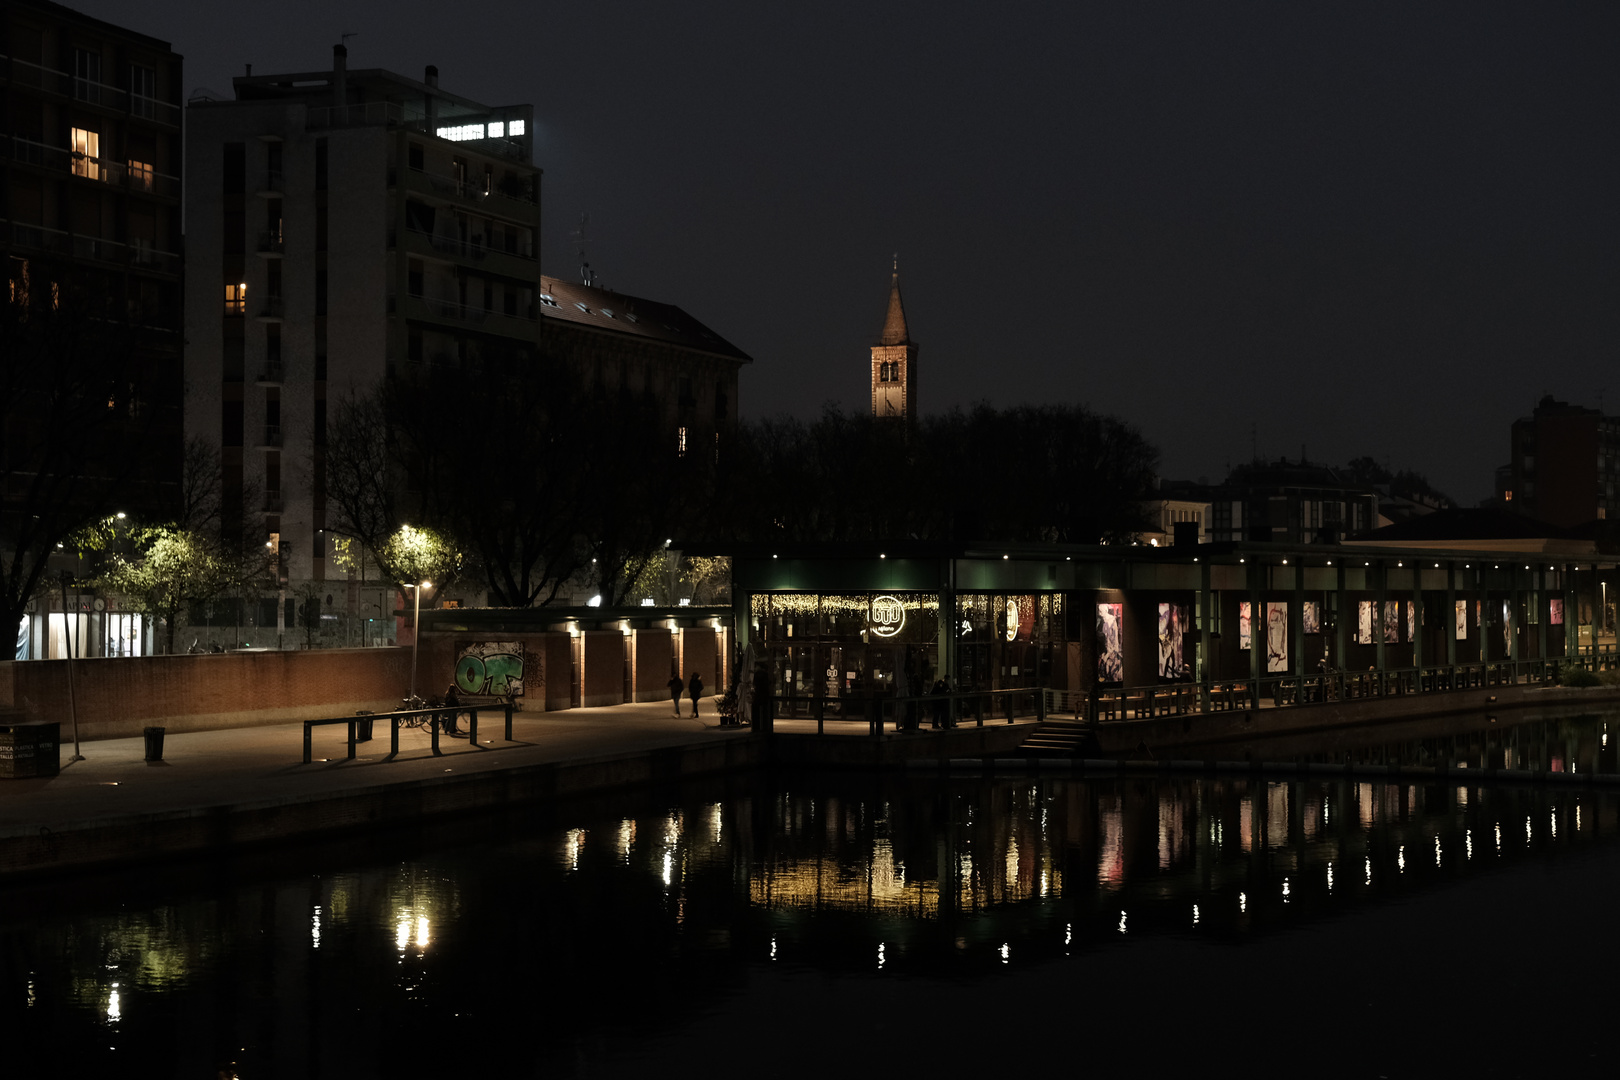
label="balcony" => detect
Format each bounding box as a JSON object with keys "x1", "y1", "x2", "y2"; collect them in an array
[
  {"x1": 257, "y1": 427, "x2": 283, "y2": 451},
  {"x1": 7, "y1": 136, "x2": 180, "y2": 199},
  {"x1": 262, "y1": 490, "x2": 283, "y2": 513},
  {"x1": 3, "y1": 220, "x2": 180, "y2": 275},
  {"x1": 256, "y1": 297, "x2": 285, "y2": 322},
  {"x1": 256, "y1": 170, "x2": 284, "y2": 197},
  {"x1": 256, "y1": 231, "x2": 285, "y2": 257},
  {"x1": 255, "y1": 363, "x2": 284, "y2": 386}
]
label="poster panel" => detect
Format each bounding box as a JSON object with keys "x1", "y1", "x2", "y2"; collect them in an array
[
  {"x1": 1303, "y1": 601, "x2": 1321, "y2": 634},
  {"x1": 1456, "y1": 600, "x2": 1469, "y2": 640},
  {"x1": 1406, "y1": 601, "x2": 1416, "y2": 641},
  {"x1": 1358, "y1": 601, "x2": 1373, "y2": 644},
  {"x1": 1158, "y1": 602, "x2": 1186, "y2": 679},
  {"x1": 1384, "y1": 601, "x2": 1400, "y2": 643},
  {"x1": 1502, "y1": 600, "x2": 1512, "y2": 652},
  {"x1": 1266, "y1": 602, "x2": 1288, "y2": 672},
  {"x1": 1239, "y1": 601, "x2": 1252, "y2": 650},
  {"x1": 1096, "y1": 603, "x2": 1123, "y2": 682}
]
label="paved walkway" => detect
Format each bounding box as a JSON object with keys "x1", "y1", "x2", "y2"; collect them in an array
[{"x1": 0, "y1": 701, "x2": 984, "y2": 838}]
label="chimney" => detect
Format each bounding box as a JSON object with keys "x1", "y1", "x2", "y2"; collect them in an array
[
  {"x1": 425, "y1": 65, "x2": 438, "y2": 87},
  {"x1": 332, "y1": 44, "x2": 347, "y2": 111},
  {"x1": 425, "y1": 65, "x2": 438, "y2": 131}
]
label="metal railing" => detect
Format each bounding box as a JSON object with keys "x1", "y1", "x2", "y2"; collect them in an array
[
  {"x1": 767, "y1": 686, "x2": 1046, "y2": 736},
  {"x1": 4, "y1": 220, "x2": 181, "y2": 273},
  {"x1": 1066, "y1": 656, "x2": 1606, "y2": 724}
]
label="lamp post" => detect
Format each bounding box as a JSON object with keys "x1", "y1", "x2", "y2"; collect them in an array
[{"x1": 407, "y1": 580, "x2": 431, "y2": 705}]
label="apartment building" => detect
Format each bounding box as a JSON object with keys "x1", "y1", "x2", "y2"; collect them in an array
[
  {"x1": 1502, "y1": 395, "x2": 1620, "y2": 528},
  {"x1": 185, "y1": 47, "x2": 543, "y2": 603},
  {"x1": 2, "y1": 0, "x2": 184, "y2": 658}
]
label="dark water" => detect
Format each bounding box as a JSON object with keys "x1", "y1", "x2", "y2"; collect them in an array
[{"x1": 5, "y1": 711, "x2": 1620, "y2": 1077}]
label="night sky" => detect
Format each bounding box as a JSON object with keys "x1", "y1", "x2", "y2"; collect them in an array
[{"x1": 77, "y1": 0, "x2": 1620, "y2": 503}]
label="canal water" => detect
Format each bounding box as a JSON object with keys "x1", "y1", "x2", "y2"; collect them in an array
[{"x1": 5, "y1": 708, "x2": 1620, "y2": 1077}]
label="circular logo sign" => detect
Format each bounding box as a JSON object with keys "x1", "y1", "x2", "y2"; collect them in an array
[{"x1": 869, "y1": 595, "x2": 905, "y2": 638}]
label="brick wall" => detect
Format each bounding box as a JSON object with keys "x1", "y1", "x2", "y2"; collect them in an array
[
  {"x1": 580, "y1": 631, "x2": 625, "y2": 707},
  {"x1": 631, "y1": 629, "x2": 673, "y2": 702},
  {"x1": 0, "y1": 649, "x2": 414, "y2": 740}
]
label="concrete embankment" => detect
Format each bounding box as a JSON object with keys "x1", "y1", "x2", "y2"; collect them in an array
[{"x1": 0, "y1": 709, "x2": 1038, "y2": 881}]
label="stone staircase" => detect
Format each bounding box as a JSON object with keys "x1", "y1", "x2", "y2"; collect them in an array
[{"x1": 1019, "y1": 717, "x2": 1093, "y2": 757}]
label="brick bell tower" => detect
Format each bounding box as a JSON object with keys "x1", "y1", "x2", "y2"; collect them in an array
[{"x1": 870, "y1": 258, "x2": 917, "y2": 421}]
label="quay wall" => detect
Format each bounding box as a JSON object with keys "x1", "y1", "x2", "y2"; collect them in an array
[{"x1": 3, "y1": 737, "x2": 768, "y2": 879}]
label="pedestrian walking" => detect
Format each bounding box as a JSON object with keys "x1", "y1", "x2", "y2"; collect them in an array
[
  {"x1": 688, "y1": 671, "x2": 704, "y2": 718},
  {"x1": 668, "y1": 672, "x2": 685, "y2": 717}
]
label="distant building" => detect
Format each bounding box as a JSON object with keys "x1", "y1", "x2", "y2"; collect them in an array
[
  {"x1": 1204, "y1": 459, "x2": 1379, "y2": 544},
  {"x1": 1500, "y1": 395, "x2": 1620, "y2": 527},
  {"x1": 869, "y1": 263, "x2": 917, "y2": 420},
  {"x1": 1138, "y1": 479, "x2": 1212, "y2": 546}
]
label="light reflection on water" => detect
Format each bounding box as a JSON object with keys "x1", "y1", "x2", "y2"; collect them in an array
[{"x1": 7, "y1": 709, "x2": 1620, "y2": 1075}]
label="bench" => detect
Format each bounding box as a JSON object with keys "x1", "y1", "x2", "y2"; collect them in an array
[{"x1": 301, "y1": 702, "x2": 516, "y2": 764}]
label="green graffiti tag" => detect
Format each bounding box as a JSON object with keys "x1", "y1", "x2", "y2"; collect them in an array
[{"x1": 454, "y1": 641, "x2": 524, "y2": 696}]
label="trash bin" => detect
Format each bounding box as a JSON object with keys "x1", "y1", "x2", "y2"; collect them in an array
[
  {"x1": 32, "y1": 722, "x2": 60, "y2": 777},
  {"x1": 354, "y1": 712, "x2": 374, "y2": 742},
  {"x1": 143, "y1": 726, "x2": 165, "y2": 762}
]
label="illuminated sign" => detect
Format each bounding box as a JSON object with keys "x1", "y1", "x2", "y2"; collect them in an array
[
  {"x1": 869, "y1": 595, "x2": 905, "y2": 638},
  {"x1": 1005, "y1": 597, "x2": 1020, "y2": 641}
]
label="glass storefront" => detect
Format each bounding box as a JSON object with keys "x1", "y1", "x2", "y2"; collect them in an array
[{"x1": 749, "y1": 591, "x2": 1071, "y2": 704}]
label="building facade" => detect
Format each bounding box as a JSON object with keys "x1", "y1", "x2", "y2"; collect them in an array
[
  {"x1": 1502, "y1": 395, "x2": 1620, "y2": 527},
  {"x1": 3, "y1": 0, "x2": 185, "y2": 659},
  {"x1": 185, "y1": 48, "x2": 543, "y2": 615},
  {"x1": 869, "y1": 264, "x2": 916, "y2": 420},
  {"x1": 1204, "y1": 460, "x2": 1378, "y2": 544}
]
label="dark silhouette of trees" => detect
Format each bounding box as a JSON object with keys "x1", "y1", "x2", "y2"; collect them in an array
[{"x1": 719, "y1": 403, "x2": 1158, "y2": 545}]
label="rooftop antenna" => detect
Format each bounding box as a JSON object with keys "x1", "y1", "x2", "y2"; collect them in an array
[
  {"x1": 340, "y1": 30, "x2": 359, "y2": 48},
  {"x1": 570, "y1": 212, "x2": 594, "y2": 288},
  {"x1": 1251, "y1": 423, "x2": 1258, "y2": 463}
]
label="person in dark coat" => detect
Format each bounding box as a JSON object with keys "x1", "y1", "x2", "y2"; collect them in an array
[
  {"x1": 441, "y1": 685, "x2": 463, "y2": 737},
  {"x1": 667, "y1": 672, "x2": 685, "y2": 717},
  {"x1": 688, "y1": 671, "x2": 704, "y2": 718}
]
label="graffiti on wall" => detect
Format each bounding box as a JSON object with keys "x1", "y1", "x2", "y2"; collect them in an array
[{"x1": 454, "y1": 640, "x2": 525, "y2": 696}]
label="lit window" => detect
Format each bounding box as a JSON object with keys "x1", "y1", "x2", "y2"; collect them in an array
[
  {"x1": 677, "y1": 426, "x2": 687, "y2": 457},
  {"x1": 575, "y1": 302, "x2": 591, "y2": 313},
  {"x1": 225, "y1": 282, "x2": 247, "y2": 314},
  {"x1": 128, "y1": 159, "x2": 154, "y2": 192},
  {"x1": 488, "y1": 121, "x2": 505, "y2": 138},
  {"x1": 436, "y1": 123, "x2": 485, "y2": 142},
  {"x1": 509, "y1": 120, "x2": 525, "y2": 136},
  {"x1": 71, "y1": 127, "x2": 100, "y2": 179},
  {"x1": 538, "y1": 294, "x2": 558, "y2": 307}
]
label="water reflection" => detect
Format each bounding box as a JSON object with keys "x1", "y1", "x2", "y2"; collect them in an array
[{"x1": 8, "y1": 710, "x2": 1620, "y2": 1075}]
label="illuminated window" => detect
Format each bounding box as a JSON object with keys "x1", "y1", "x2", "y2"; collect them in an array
[
  {"x1": 71, "y1": 127, "x2": 100, "y2": 179},
  {"x1": 509, "y1": 120, "x2": 525, "y2": 136},
  {"x1": 488, "y1": 121, "x2": 505, "y2": 138},
  {"x1": 225, "y1": 282, "x2": 247, "y2": 314},
  {"x1": 575, "y1": 302, "x2": 591, "y2": 313},
  {"x1": 128, "y1": 159, "x2": 154, "y2": 192},
  {"x1": 538, "y1": 294, "x2": 558, "y2": 307},
  {"x1": 677, "y1": 426, "x2": 688, "y2": 457},
  {"x1": 436, "y1": 123, "x2": 485, "y2": 142}
]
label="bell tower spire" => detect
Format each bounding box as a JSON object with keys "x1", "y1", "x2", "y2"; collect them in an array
[{"x1": 870, "y1": 256, "x2": 918, "y2": 421}]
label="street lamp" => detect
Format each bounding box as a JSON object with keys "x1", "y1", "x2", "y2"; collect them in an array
[{"x1": 406, "y1": 580, "x2": 432, "y2": 705}]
